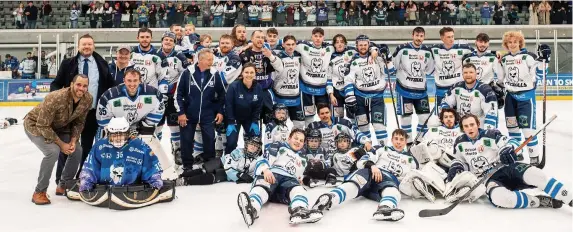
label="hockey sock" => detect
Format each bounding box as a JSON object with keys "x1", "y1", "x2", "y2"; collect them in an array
[
  {"x1": 372, "y1": 123, "x2": 388, "y2": 146},
  {"x1": 522, "y1": 128, "x2": 540, "y2": 158},
  {"x1": 400, "y1": 115, "x2": 413, "y2": 143},
  {"x1": 358, "y1": 125, "x2": 371, "y2": 141},
  {"x1": 289, "y1": 186, "x2": 309, "y2": 209},
  {"x1": 292, "y1": 120, "x2": 305, "y2": 130},
  {"x1": 304, "y1": 116, "x2": 315, "y2": 127},
  {"x1": 488, "y1": 186, "x2": 538, "y2": 208},
  {"x1": 416, "y1": 113, "x2": 430, "y2": 142},
  {"x1": 329, "y1": 183, "x2": 359, "y2": 207},
  {"x1": 378, "y1": 187, "x2": 401, "y2": 208},
  {"x1": 215, "y1": 133, "x2": 226, "y2": 152},
  {"x1": 507, "y1": 127, "x2": 522, "y2": 144},
  {"x1": 523, "y1": 167, "x2": 572, "y2": 203},
  {"x1": 249, "y1": 186, "x2": 269, "y2": 213},
  {"x1": 155, "y1": 125, "x2": 164, "y2": 140}
]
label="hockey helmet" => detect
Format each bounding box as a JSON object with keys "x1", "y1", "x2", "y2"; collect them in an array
[
  {"x1": 273, "y1": 103, "x2": 288, "y2": 124},
  {"x1": 106, "y1": 117, "x2": 130, "y2": 148},
  {"x1": 305, "y1": 128, "x2": 322, "y2": 153},
  {"x1": 335, "y1": 133, "x2": 352, "y2": 153},
  {"x1": 244, "y1": 136, "x2": 262, "y2": 158}
]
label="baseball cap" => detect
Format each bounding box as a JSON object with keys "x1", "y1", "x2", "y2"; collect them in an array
[{"x1": 116, "y1": 45, "x2": 131, "y2": 53}]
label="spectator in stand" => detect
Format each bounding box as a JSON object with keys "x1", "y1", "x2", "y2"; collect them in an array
[
  {"x1": 429, "y1": 1, "x2": 440, "y2": 25},
  {"x1": 362, "y1": 1, "x2": 373, "y2": 26},
  {"x1": 224, "y1": 1, "x2": 237, "y2": 27},
  {"x1": 248, "y1": 1, "x2": 260, "y2": 26},
  {"x1": 347, "y1": 1, "x2": 358, "y2": 26},
  {"x1": 39, "y1": 51, "x2": 49, "y2": 79},
  {"x1": 186, "y1": 1, "x2": 200, "y2": 26},
  {"x1": 440, "y1": 1, "x2": 449, "y2": 25},
  {"x1": 24, "y1": 1, "x2": 39, "y2": 29},
  {"x1": 13, "y1": 3, "x2": 26, "y2": 29},
  {"x1": 552, "y1": 1, "x2": 566, "y2": 24},
  {"x1": 387, "y1": 1, "x2": 396, "y2": 25},
  {"x1": 112, "y1": 3, "x2": 122, "y2": 28},
  {"x1": 174, "y1": 3, "x2": 186, "y2": 25},
  {"x1": 41, "y1": 1, "x2": 52, "y2": 29},
  {"x1": 397, "y1": 1, "x2": 406, "y2": 25},
  {"x1": 275, "y1": 2, "x2": 287, "y2": 27},
  {"x1": 167, "y1": 2, "x2": 176, "y2": 26},
  {"x1": 81, "y1": 0, "x2": 91, "y2": 16},
  {"x1": 480, "y1": 1, "x2": 492, "y2": 25},
  {"x1": 337, "y1": 2, "x2": 349, "y2": 26},
  {"x1": 493, "y1": 1, "x2": 504, "y2": 25},
  {"x1": 286, "y1": 3, "x2": 296, "y2": 26},
  {"x1": 458, "y1": 1, "x2": 470, "y2": 25},
  {"x1": 508, "y1": 4, "x2": 518, "y2": 25},
  {"x1": 260, "y1": 1, "x2": 273, "y2": 27},
  {"x1": 122, "y1": 1, "x2": 134, "y2": 28},
  {"x1": 4, "y1": 54, "x2": 19, "y2": 78},
  {"x1": 406, "y1": 1, "x2": 417, "y2": 25},
  {"x1": 529, "y1": 2, "x2": 539, "y2": 25},
  {"x1": 70, "y1": 3, "x2": 80, "y2": 29},
  {"x1": 419, "y1": 1, "x2": 429, "y2": 25},
  {"x1": 316, "y1": 2, "x2": 329, "y2": 26},
  {"x1": 305, "y1": 1, "x2": 316, "y2": 26},
  {"x1": 212, "y1": 0, "x2": 225, "y2": 27},
  {"x1": 447, "y1": 1, "x2": 457, "y2": 25},
  {"x1": 158, "y1": 3, "x2": 167, "y2": 27},
  {"x1": 101, "y1": 2, "x2": 113, "y2": 28},
  {"x1": 137, "y1": 1, "x2": 150, "y2": 28},
  {"x1": 202, "y1": 2, "x2": 213, "y2": 27},
  {"x1": 19, "y1": 52, "x2": 37, "y2": 79},
  {"x1": 48, "y1": 56, "x2": 57, "y2": 78},
  {"x1": 466, "y1": 1, "x2": 474, "y2": 24},
  {"x1": 149, "y1": 4, "x2": 157, "y2": 28},
  {"x1": 297, "y1": 1, "x2": 306, "y2": 26},
  {"x1": 87, "y1": 4, "x2": 99, "y2": 28},
  {"x1": 236, "y1": 2, "x2": 248, "y2": 26},
  {"x1": 373, "y1": 1, "x2": 386, "y2": 26},
  {"x1": 271, "y1": 2, "x2": 278, "y2": 26},
  {"x1": 567, "y1": 2, "x2": 572, "y2": 24}
]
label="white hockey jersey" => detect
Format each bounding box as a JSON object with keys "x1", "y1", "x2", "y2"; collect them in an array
[
  {"x1": 422, "y1": 125, "x2": 462, "y2": 156},
  {"x1": 295, "y1": 40, "x2": 335, "y2": 95},
  {"x1": 130, "y1": 46, "x2": 165, "y2": 89},
  {"x1": 211, "y1": 50, "x2": 243, "y2": 87},
  {"x1": 265, "y1": 121, "x2": 290, "y2": 145},
  {"x1": 255, "y1": 142, "x2": 307, "y2": 179},
  {"x1": 157, "y1": 48, "x2": 191, "y2": 94},
  {"x1": 308, "y1": 118, "x2": 370, "y2": 155},
  {"x1": 270, "y1": 51, "x2": 302, "y2": 99},
  {"x1": 331, "y1": 147, "x2": 367, "y2": 177},
  {"x1": 452, "y1": 129, "x2": 521, "y2": 177},
  {"x1": 498, "y1": 49, "x2": 544, "y2": 99},
  {"x1": 462, "y1": 51, "x2": 502, "y2": 84},
  {"x1": 344, "y1": 53, "x2": 392, "y2": 98},
  {"x1": 301, "y1": 146, "x2": 330, "y2": 167},
  {"x1": 19, "y1": 58, "x2": 36, "y2": 74},
  {"x1": 357, "y1": 146, "x2": 418, "y2": 179},
  {"x1": 431, "y1": 44, "x2": 473, "y2": 89},
  {"x1": 392, "y1": 43, "x2": 434, "y2": 98},
  {"x1": 96, "y1": 84, "x2": 165, "y2": 128},
  {"x1": 222, "y1": 148, "x2": 258, "y2": 182},
  {"x1": 327, "y1": 48, "x2": 357, "y2": 93},
  {"x1": 441, "y1": 81, "x2": 498, "y2": 129}
]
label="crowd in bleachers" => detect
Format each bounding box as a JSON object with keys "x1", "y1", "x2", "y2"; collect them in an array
[{"x1": 3, "y1": 1, "x2": 571, "y2": 29}]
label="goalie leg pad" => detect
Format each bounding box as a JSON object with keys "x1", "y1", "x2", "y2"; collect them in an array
[
  {"x1": 399, "y1": 163, "x2": 445, "y2": 201},
  {"x1": 445, "y1": 171, "x2": 485, "y2": 203},
  {"x1": 140, "y1": 134, "x2": 174, "y2": 171},
  {"x1": 109, "y1": 180, "x2": 175, "y2": 210},
  {"x1": 74, "y1": 184, "x2": 110, "y2": 207}
]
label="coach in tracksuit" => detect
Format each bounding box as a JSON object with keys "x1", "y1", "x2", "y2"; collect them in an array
[
  {"x1": 224, "y1": 63, "x2": 263, "y2": 154},
  {"x1": 175, "y1": 48, "x2": 225, "y2": 170}
]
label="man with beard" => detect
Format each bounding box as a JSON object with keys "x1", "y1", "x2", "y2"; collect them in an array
[
  {"x1": 240, "y1": 30, "x2": 275, "y2": 123},
  {"x1": 26, "y1": 74, "x2": 92, "y2": 205},
  {"x1": 131, "y1": 28, "x2": 164, "y2": 91},
  {"x1": 441, "y1": 63, "x2": 498, "y2": 129},
  {"x1": 462, "y1": 33, "x2": 505, "y2": 109},
  {"x1": 232, "y1": 24, "x2": 249, "y2": 53},
  {"x1": 156, "y1": 31, "x2": 191, "y2": 167}
]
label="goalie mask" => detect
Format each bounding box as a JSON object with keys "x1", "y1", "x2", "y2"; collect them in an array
[
  {"x1": 273, "y1": 103, "x2": 288, "y2": 125},
  {"x1": 244, "y1": 136, "x2": 262, "y2": 159},
  {"x1": 106, "y1": 117, "x2": 130, "y2": 148},
  {"x1": 335, "y1": 133, "x2": 352, "y2": 153},
  {"x1": 305, "y1": 128, "x2": 322, "y2": 153}
]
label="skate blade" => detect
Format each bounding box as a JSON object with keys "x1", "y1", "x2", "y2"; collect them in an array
[
  {"x1": 289, "y1": 214, "x2": 323, "y2": 225},
  {"x1": 373, "y1": 210, "x2": 405, "y2": 222},
  {"x1": 413, "y1": 178, "x2": 436, "y2": 203},
  {"x1": 237, "y1": 193, "x2": 254, "y2": 227},
  {"x1": 312, "y1": 194, "x2": 332, "y2": 211}
]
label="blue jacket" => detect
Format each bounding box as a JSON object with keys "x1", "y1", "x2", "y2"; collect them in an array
[
  {"x1": 480, "y1": 6, "x2": 492, "y2": 18},
  {"x1": 4, "y1": 57, "x2": 19, "y2": 71},
  {"x1": 109, "y1": 61, "x2": 135, "y2": 87},
  {"x1": 175, "y1": 65, "x2": 226, "y2": 124},
  {"x1": 225, "y1": 80, "x2": 263, "y2": 124}
]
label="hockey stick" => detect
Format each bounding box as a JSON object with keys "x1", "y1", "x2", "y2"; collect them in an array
[
  {"x1": 418, "y1": 114, "x2": 557, "y2": 218},
  {"x1": 381, "y1": 56, "x2": 400, "y2": 129},
  {"x1": 539, "y1": 59, "x2": 547, "y2": 169},
  {"x1": 412, "y1": 106, "x2": 437, "y2": 145}
]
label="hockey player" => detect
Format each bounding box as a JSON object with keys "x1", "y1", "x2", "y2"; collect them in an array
[
  {"x1": 231, "y1": 24, "x2": 249, "y2": 52},
  {"x1": 445, "y1": 114, "x2": 572, "y2": 208},
  {"x1": 265, "y1": 103, "x2": 290, "y2": 145},
  {"x1": 220, "y1": 137, "x2": 263, "y2": 184},
  {"x1": 308, "y1": 104, "x2": 372, "y2": 155},
  {"x1": 330, "y1": 133, "x2": 371, "y2": 178},
  {"x1": 462, "y1": 33, "x2": 505, "y2": 109},
  {"x1": 295, "y1": 27, "x2": 335, "y2": 126},
  {"x1": 312, "y1": 129, "x2": 414, "y2": 222},
  {"x1": 393, "y1": 27, "x2": 434, "y2": 144},
  {"x1": 131, "y1": 27, "x2": 164, "y2": 90},
  {"x1": 266, "y1": 28, "x2": 284, "y2": 53},
  {"x1": 441, "y1": 63, "x2": 498, "y2": 129},
  {"x1": 267, "y1": 35, "x2": 305, "y2": 129},
  {"x1": 156, "y1": 31, "x2": 192, "y2": 166},
  {"x1": 237, "y1": 129, "x2": 323, "y2": 226},
  {"x1": 19, "y1": 52, "x2": 37, "y2": 79},
  {"x1": 66, "y1": 117, "x2": 175, "y2": 210},
  {"x1": 225, "y1": 63, "x2": 263, "y2": 154},
  {"x1": 240, "y1": 30, "x2": 275, "y2": 123},
  {"x1": 497, "y1": 31, "x2": 549, "y2": 167},
  {"x1": 327, "y1": 34, "x2": 357, "y2": 121},
  {"x1": 301, "y1": 128, "x2": 338, "y2": 187},
  {"x1": 431, "y1": 27, "x2": 473, "y2": 112},
  {"x1": 343, "y1": 35, "x2": 393, "y2": 146}
]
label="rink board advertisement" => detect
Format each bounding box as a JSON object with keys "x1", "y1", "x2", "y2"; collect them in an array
[{"x1": 0, "y1": 74, "x2": 570, "y2": 106}]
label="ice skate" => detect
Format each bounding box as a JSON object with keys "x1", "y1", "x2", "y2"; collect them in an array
[
  {"x1": 413, "y1": 177, "x2": 436, "y2": 202},
  {"x1": 536, "y1": 195, "x2": 563, "y2": 208},
  {"x1": 373, "y1": 205, "x2": 404, "y2": 221},
  {"x1": 237, "y1": 192, "x2": 258, "y2": 227},
  {"x1": 288, "y1": 206, "x2": 323, "y2": 224},
  {"x1": 324, "y1": 174, "x2": 338, "y2": 187},
  {"x1": 312, "y1": 193, "x2": 334, "y2": 211}
]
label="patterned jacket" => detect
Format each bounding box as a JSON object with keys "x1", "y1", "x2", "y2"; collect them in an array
[{"x1": 24, "y1": 87, "x2": 93, "y2": 143}]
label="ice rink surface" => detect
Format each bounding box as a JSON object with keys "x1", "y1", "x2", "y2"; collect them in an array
[{"x1": 0, "y1": 101, "x2": 571, "y2": 232}]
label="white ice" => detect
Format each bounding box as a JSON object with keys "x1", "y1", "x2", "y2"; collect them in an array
[{"x1": 0, "y1": 101, "x2": 571, "y2": 232}]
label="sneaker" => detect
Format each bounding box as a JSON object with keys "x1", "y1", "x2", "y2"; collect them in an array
[
  {"x1": 32, "y1": 192, "x2": 51, "y2": 205},
  {"x1": 312, "y1": 193, "x2": 334, "y2": 211},
  {"x1": 536, "y1": 195, "x2": 563, "y2": 208},
  {"x1": 373, "y1": 205, "x2": 405, "y2": 221}
]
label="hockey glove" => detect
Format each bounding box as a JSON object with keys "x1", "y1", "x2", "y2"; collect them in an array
[
  {"x1": 148, "y1": 173, "x2": 164, "y2": 190},
  {"x1": 249, "y1": 122, "x2": 260, "y2": 136},
  {"x1": 498, "y1": 146, "x2": 517, "y2": 165},
  {"x1": 345, "y1": 95, "x2": 357, "y2": 113},
  {"x1": 236, "y1": 172, "x2": 254, "y2": 184},
  {"x1": 354, "y1": 147, "x2": 368, "y2": 160},
  {"x1": 377, "y1": 44, "x2": 391, "y2": 61},
  {"x1": 490, "y1": 82, "x2": 506, "y2": 109},
  {"x1": 226, "y1": 124, "x2": 237, "y2": 137},
  {"x1": 537, "y1": 44, "x2": 551, "y2": 62},
  {"x1": 5, "y1": 117, "x2": 17, "y2": 125},
  {"x1": 446, "y1": 162, "x2": 465, "y2": 182}
]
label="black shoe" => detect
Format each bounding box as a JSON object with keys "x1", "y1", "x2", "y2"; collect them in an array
[
  {"x1": 536, "y1": 195, "x2": 563, "y2": 208},
  {"x1": 373, "y1": 205, "x2": 405, "y2": 221}
]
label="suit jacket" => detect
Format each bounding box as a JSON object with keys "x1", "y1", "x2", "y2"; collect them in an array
[
  {"x1": 50, "y1": 51, "x2": 114, "y2": 106},
  {"x1": 24, "y1": 87, "x2": 93, "y2": 144}
]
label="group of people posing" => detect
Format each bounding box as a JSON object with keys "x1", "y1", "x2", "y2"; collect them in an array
[{"x1": 23, "y1": 24, "x2": 572, "y2": 225}]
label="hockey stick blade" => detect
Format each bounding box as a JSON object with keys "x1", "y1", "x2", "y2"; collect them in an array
[{"x1": 418, "y1": 115, "x2": 557, "y2": 218}]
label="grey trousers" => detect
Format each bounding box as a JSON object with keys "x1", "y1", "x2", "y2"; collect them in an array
[{"x1": 25, "y1": 130, "x2": 82, "y2": 193}]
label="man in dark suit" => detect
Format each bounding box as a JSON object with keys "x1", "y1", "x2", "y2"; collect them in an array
[{"x1": 51, "y1": 34, "x2": 114, "y2": 185}]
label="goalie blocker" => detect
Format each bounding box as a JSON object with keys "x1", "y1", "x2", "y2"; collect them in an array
[{"x1": 65, "y1": 180, "x2": 176, "y2": 210}]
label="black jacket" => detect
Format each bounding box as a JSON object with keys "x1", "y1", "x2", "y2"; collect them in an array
[{"x1": 50, "y1": 52, "x2": 114, "y2": 105}]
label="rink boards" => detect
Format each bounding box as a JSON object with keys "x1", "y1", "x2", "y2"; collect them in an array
[{"x1": 0, "y1": 74, "x2": 570, "y2": 106}]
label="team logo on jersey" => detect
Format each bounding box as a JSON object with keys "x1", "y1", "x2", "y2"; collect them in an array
[
  {"x1": 361, "y1": 67, "x2": 376, "y2": 83},
  {"x1": 476, "y1": 67, "x2": 484, "y2": 79},
  {"x1": 518, "y1": 115, "x2": 529, "y2": 127},
  {"x1": 478, "y1": 145, "x2": 484, "y2": 153},
  {"x1": 337, "y1": 65, "x2": 347, "y2": 77},
  {"x1": 311, "y1": 58, "x2": 323, "y2": 73},
  {"x1": 285, "y1": 69, "x2": 298, "y2": 85},
  {"x1": 253, "y1": 95, "x2": 258, "y2": 101},
  {"x1": 145, "y1": 60, "x2": 151, "y2": 66},
  {"x1": 127, "y1": 112, "x2": 138, "y2": 123},
  {"x1": 411, "y1": 61, "x2": 423, "y2": 77},
  {"x1": 508, "y1": 67, "x2": 520, "y2": 83},
  {"x1": 470, "y1": 156, "x2": 489, "y2": 172},
  {"x1": 239, "y1": 94, "x2": 243, "y2": 99},
  {"x1": 113, "y1": 100, "x2": 121, "y2": 107},
  {"x1": 442, "y1": 60, "x2": 455, "y2": 75},
  {"x1": 137, "y1": 103, "x2": 143, "y2": 109},
  {"x1": 110, "y1": 163, "x2": 125, "y2": 184},
  {"x1": 460, "y1": 102, "x2": 471, "y2": 116}
]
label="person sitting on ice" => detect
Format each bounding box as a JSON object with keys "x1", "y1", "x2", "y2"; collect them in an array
[{"x1": 65, "y1": 117, "x2": 175, "y2": 210}]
